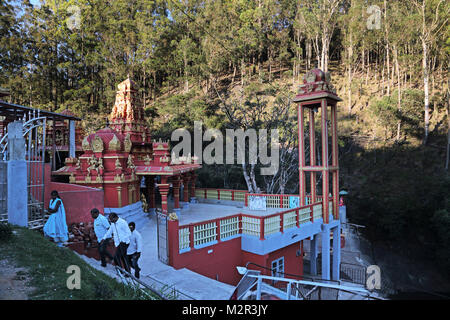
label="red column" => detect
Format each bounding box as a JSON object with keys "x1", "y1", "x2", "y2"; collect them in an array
[
  {"x1": 321, "y1": 99, "x2": 329, "y2": 224},
  {"x1": 331, "y1": 104, "x2": 339, "y2": 220},
  {"x1": 217, "y1": 220, "x2": 221, "y2": 242},
  {"x1": 309, "y1": 108, "x2": 317, "y2": 204},
  {"x1": 280, "y1": 213, "x2": 284, "y2": 233},
  {"x1": 189, "y1": 224, "x2": 195, "y2": 249},
  {"x1": 189, "y1": 172, "x2": 197, "y2": 200},
  {"x1": 298, "y1": 104, "x2": 306, "y2": 206},
  {"x1": 146, "y1": 176, "x2": 155, "y2": 212},
  {"x1": 158, "y1": 176, "x2": 170, "y2": 215},
  {"x1": 172, "y1": 176, "x2": 181, "y2": 210},
  {"x1": 182, "y1": 175, "x2": 190, "y2": 203},
  {"x1": 259, "y1": 218, "x2": 265, "y2": 240},
  {"x1": 168, "y1": 219, "x2": 179, "y2": 268}
]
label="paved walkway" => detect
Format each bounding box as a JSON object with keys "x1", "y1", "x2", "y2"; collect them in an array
[
  {"x1": 78, "y1": 205, "x2": 236, "y2": 300},
  {"x1": 177, "y1": 200, "x2": 284, "y2": 225}
]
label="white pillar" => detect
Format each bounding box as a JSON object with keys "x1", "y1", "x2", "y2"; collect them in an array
[
  {"x1": 321, "y1": 226, "x2": 331, "y2": 280},
  {"x1": 332, "y1": 226, "x2": 341, "y2": 281},
  {"x1": 7, "y1": 121, "x2": 28, "y2": 227},
  {"x1": 310, "y1": 234, "x2": 319, "y2": 276},
  {"x1": 69, "y1": 120, "x2": 75, "y2": 158}
]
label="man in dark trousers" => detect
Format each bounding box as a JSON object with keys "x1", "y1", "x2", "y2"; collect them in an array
[
  {"x1": 127, "y1": 222, "x2": 143, "y2": 278},
  {"x1": 101, "y1": 212, "x2": 131, "y2": 274},
  {"x1": 91, "y1": 208, "x2": 114, "y2": 267}
]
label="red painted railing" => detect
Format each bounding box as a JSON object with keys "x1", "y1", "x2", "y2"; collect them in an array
[
  {"x1": 196, "y1": 188, "x2": 248, "y2": 203},
  {"x1": 177, "y1": 201, "x2": 324, "y2": 252},
  {"x1": 196, "y1": 188, "x2": 326, "y2": 208}
]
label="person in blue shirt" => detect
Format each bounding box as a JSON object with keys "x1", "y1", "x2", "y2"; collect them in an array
[{"x1": 91, "y1": 208, "x2": 113, "y2": 267}]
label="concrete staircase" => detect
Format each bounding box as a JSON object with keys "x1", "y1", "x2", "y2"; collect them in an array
[{"x1": 105, "y1": 201, "x2": 151, "y2": 228}]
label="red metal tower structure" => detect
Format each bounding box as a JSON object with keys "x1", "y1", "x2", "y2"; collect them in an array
[{"x1": 294, "y1": 69, "x2": 342, "y2": 223}]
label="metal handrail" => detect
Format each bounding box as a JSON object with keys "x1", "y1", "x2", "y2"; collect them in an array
[
  {"x1": 245, "y1": 262, "x2": 341, "y2": 285},
  {"x1": 246, "y1": 272, "x2": 382, "y2": 300},
  {"x1": 114, "y1": 265, "x2": 197, "y2": 300}
]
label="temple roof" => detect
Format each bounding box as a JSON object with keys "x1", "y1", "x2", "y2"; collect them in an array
[
  {"x1": 293, "y1": 68, "x2": 342, "y2": 103},
  {"x1": 117, "y1": 77, "x2": 137, "y2": 92},
  {"x1": 82, "y1": 126, "x2": 128, "y2": 153},
  {"x1": 53, "y1": 161, "x2": 201, "y2": 176},
  {"x1": 135, "y1": 163, "x2": 201, "y2": 176}
]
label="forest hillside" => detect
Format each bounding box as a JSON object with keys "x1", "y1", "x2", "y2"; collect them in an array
[{"x1": 1, "y1": 0, "x2": 449, "y2": 288}]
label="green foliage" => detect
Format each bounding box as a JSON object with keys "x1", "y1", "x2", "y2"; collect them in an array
[
  {"x1": 431, "y1": 209, "x2": 450, "y2": 271},
  {"x1": 369, "y1": 94, "x2": 398, "y2": 137},
  {"x1": 369, "y1": 89, "x2": 425, "y2": 139},
  {"x1": 397, "y1": 89, "x2": 424, "y2": 137},
  {"x1": 0, "y1": 223, "x2": 13, "y2": 242},
  {"x1": 0, "y1": 226, "x2": 159, "y2": 300}
]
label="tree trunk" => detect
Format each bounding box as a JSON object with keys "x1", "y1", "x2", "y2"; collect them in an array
[
  {"x1": 242, "y1": 163, "x2": 254, "y2": 193},
  {"x1": 422, "y1": 37, "x2": 430, "y2": 145},
  {"x1": 384, "y1": 0, "x2": 390, "y2": 96},
  {"x1": 314, "y1": 34, "x2": 320, "y2": 68},
  {"x1": 143, "y1": 69, "x2": 146, "y2": 109},
  {"x1": 394, "y1": 45, "x2": 402, "y2": 140},
  {"x1": 250, "y1": 164, "x2": 260, "y2": 193},
  {"x1": 306, "y1": 39, "x2": 312, "y2": 71},
  {"x1": 152, "y1": 71, "x2": 156, "y2": 100},
  {"x1": 269, "y1": 49, "x2": 272, "y2": 82},
  {"x1": 347, "y1": 33, "x2": 353, "y2": 114},
  {"x1": 241, "y1": 58, "x2": 245, "y2": 86},
  {"x1": 446, "y1": 87, "x2": 450, "y2": 170},
  {"x1": 231, "y1": 65, "x2": 237, "y2": 86}
]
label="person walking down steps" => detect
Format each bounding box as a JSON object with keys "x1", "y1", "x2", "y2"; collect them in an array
[
  {"x1": 101, "y1": 212, "x2": 131, "y2": 274},
  {"x1": 91, "y1": 208, "x2": 114, "y2": 268},
  {"x1": 127, "y1": 222, "x2": 143, "y2": 278},
  {"x1": 43, "y1": 190, "x2": 69, "y2": 247}
]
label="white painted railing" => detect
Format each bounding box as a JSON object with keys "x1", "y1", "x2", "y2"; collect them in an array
[
  {"x1": 196, "y1": 188, "x2": 248, "y2": 202},
  {"x1": 264, "y1": 216, "x2": 281, "y2": 236},
  {"x1": 177, "y1": 199, "x2": 333, "y2": 252},
  {"x1": 233, "y1": 192, "x2": 246, "y2": 202},
  {"x1": 179, "y1": 227, "x2": 190, "y2": 251},
  {"x1": 283, "y1": 211, "x2": 297, "y2": 230},
  {"x1": 242, "y1": 216, "x2": 260, "y2": 237},
  {"x1": 313, "y1": 203, "x2": 323, "y2": 220},
  {"x1": 220, "y1": 216, "x2": 240, "y2": 239},
  {"x1": 206, "y1": 189, "x2": 218, "y2": 199},
  {"x1": 298, "y1": 207, "x2": 312, "y2": 225},
  {"x1": 193, "y1": 221, "x2": 217, "y2": 246}
]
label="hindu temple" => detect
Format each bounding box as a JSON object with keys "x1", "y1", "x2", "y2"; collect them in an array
[{"x1": 53, "y1": 77, "x2": 201, "y2": 214}]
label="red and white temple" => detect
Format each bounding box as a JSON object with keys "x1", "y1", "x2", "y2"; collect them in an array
[
  {"x1": 53, "y1": 77, "x2": 201, "y2": 214},
  {"x1": 46, "y1": 70, "x2": 345, "y2": 290}
]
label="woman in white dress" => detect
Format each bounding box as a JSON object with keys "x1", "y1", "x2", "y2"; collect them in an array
[{"x1": 43, "y1": 190, "x2": 68, "y2": 247}]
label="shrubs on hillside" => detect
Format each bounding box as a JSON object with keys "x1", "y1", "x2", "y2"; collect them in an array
[{"x1": 0, "y1": 222, "x2": 12, "y2": 241}]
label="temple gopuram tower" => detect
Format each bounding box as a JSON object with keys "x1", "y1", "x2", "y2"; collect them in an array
[{"x1": 109, "y1": 77, "x2": 152, "y2": 158}]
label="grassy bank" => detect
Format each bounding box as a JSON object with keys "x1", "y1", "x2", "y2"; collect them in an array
[{"x1": 0, "y1": 225, "x2": 158, "y2": 300}]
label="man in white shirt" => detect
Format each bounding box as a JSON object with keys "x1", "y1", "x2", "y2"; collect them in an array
[
  {"x1": 101, "y1": 212, "x2": 131, "y2": 273},
  {"x1": 91, "y1": 208, "x2": 113, "y2": 267},
  {"x1": 127, "y1": 222, "x2": 143, "y2": 278}
]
